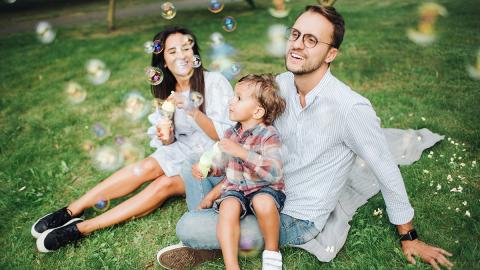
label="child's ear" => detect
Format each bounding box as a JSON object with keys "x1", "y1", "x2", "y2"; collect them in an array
[{"x1": 253, "y1": 106, "x2": 265, "y2": 120}]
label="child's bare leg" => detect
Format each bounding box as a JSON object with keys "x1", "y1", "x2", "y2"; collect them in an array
[
  {"x1": 68, "y1": 157, "x2": 163, "y2": 216},
  {"x1": 251, "y1": 194, "x2": 280, "y2": 251},
  {"x1": 217, "y1": 198, "x2": 242, "y2": 270},
  {"x1": 77, "y1": 175, "x2": 184, "y2": 234}
]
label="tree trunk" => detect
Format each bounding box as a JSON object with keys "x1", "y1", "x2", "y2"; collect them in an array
[{"x1": 107, "y1": 0, "x2": 116, "y2": 31}]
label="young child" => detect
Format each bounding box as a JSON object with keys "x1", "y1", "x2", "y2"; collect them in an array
[{"x1": 192, "y1": 74, "x2": 286, "y2": 270}]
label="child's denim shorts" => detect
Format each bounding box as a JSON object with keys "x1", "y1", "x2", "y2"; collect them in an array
[{"x1": 213, "y1": 186, "x2": 286, "y2": 219}]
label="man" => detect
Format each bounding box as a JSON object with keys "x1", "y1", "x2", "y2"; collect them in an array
[{"x1": 157, "y1": 5, "x2": 453, "y2": 270}]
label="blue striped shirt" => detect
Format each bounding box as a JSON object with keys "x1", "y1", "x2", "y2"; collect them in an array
[{"x1": 274, "y1": 70, "x2": 414, "y2": 229}]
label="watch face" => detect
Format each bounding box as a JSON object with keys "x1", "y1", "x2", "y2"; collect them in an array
[{"x1": 401, "y1": 229, "x2": 418, "y2": 241}]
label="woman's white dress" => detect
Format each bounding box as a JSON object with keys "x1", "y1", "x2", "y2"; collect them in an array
[{"x1": 147, "y1": 71, "x2": 234, "y2": 176}]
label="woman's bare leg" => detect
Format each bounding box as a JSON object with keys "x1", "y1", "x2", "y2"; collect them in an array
[
  {"x1": 76, "y1": 175, "x2": 184, "y2": 234},
  {"x1": 68, "y1": 157, "x2": 163, "y2": 216}
]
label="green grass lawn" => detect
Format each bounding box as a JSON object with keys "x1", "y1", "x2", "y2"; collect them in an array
[{"x1": 1, "y1": 0, "x2": 479, "y2": 269}]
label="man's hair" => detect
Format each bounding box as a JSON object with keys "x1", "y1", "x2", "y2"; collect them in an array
[
  {"x1": 238, "y1": 74, "x2": 286, "y2": 126},
  {"x1": 302, "y1": 5, "x2": 345, "y2": 49}
]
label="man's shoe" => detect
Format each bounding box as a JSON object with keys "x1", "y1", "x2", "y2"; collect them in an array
[
  {"x1": 156, "y1": 242, "x2": 221, "y2": 270},
  {"x1": 31, "y1": 207, "x2": 81, "y2": 238},
  {"x1": 36, "y1": 218, "x2": 84, "y2": 252}
]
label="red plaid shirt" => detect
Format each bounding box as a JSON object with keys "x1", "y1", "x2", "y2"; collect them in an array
[{"x1": 210, "y1": 123, "x2": 285, "y2": 195}]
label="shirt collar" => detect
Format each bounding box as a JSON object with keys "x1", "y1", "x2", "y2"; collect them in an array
[
  {"x1": 232, "y1": 122, "x2": 265, "y2": 137},
  {"x1": 295, "y1": 68, "x2": 333, "y2": 107}
]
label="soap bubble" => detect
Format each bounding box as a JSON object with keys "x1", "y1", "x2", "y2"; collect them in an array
[
  {"x1": 266, "y1": 24, "x2": 288, "y2": 57},
  {"x1": 192, "y1": 55, "x2": 202, "y2": 68},
  {"x1": 36, "y1": 21, "x2": 56, "y2": 44},
  {"x1": 317, "y1": 0, "x2": 336, "y2": 7},
  {"x1": 82, "y1": 140, "x2": 95, "y2": 153},
  {"x1": 124, "y1": 91, "x2": 151, "y2": 121},
  {"x1": 230, "y1": 63, "x2": 241, "y2": 76},
  {"x1": 65, "y1": 81, "x2": 87, "y2": 104},
  {"x1": 222, "y1": 16, "x2": 237, "y2": 32},
  {"x1": 145, "y1": 66, "x2": 164, "y2": 85},
  {"x1": 85, "y1": 59, "x2": 111, "y2": 85},
  {"x1": 239, "y1": 232, "x2": 262, "y2": 257},
  {"x1": 114, "y1": 135, "x2": 125, "y2": 145},
  {"x1": 268, "y1": 0, "x2": 290, "y2": 18},
  {"x1": 92, "y1": 145, "x2": 123, "y2": 171},
  {"x1": 153, "y1": 39, "x2": 164, "y2": 54},
  {"x1": 190, "y1": 91, "x2": 204, "y2": 108},
  {"x1": 93, "y1": 196, "x2": 110, "y2": 212},
  {"x1": 161, "y1": 2, "x2": 176, "y2": 20},
  {"x1": 407, "y1": 2, "x2": 447, "y2": 46},
  {"x1": 92, "y1": 122, "x2": 109, "y2": 140},
  {"x1": 120, "y1": 142, "x2": 145, "y2": 165},
  {"x1": 174, "y1": 59, "x2": 193, "y2": 77},
  {"x1": 210, "y1": 32, "x2": 225, "y2": 47},
  {"x1": 466, "y1": 49, "x2": 480, "y2": 80},
  {"x1": 144, "y1": 41, "x2": 154, "y2": 54},
  {"x1": 208, "y1": 0, "x2": 224, "y2": 13},
  {"x1": 132, "y1": 162, "x2": 143, "y2": 176},
  {"x1": 183, "y1": 34, "x2": 195, "y2": 48}
]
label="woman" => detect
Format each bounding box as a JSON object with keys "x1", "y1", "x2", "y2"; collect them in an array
[{"x1": 33, "y1": 26, "x2": 234, "y2": 252}]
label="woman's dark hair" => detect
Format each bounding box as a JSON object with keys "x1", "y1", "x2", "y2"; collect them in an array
[{"x1": 151, "y1": 26, "x2": 206, "y2": 113}]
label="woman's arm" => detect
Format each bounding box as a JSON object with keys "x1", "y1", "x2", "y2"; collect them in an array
[
  {"x1": 190, "y1": 109, "x2": 220, "y2": 141},
  {"x1": 193, "y1": 72, "x2": 234, "y2": 141}
]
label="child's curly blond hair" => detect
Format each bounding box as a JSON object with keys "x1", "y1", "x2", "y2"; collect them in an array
[{"x1": 238, "y1": 74, "x2": 286, "y2": 125}]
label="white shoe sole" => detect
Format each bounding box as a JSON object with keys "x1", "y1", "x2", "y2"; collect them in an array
[
  {"x1": 36, "y1": 218, "x2": 83, "y2": 253},
  {"x1": 31, "y1": 212, "x2": 56, "y2": 239},
  {"x1": 156, "y1": 243, "x2": 185, "y2": 270}
]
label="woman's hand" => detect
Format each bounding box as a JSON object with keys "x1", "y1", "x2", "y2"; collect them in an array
[
  {"x1": 191, "y1": 163, "x2": 205, "y2": 179},
  {"x1": 156, "y1": 126, "x2": 175, "y2": 145}
]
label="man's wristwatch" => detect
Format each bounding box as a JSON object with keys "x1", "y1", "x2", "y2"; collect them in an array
[{"x1": 400, "y1": 229, "x2": 418, "y2": 241}]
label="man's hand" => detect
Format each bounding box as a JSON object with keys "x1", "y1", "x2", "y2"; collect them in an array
[
  {"x1": 218, "y1": 138, "x2": 247, "y2": 158},
  {"x1": 401, "y1": 239, "x2": 453, "y2": 270},
  {"x1": 191, "y1": 163, "x2": 205, "y2": 180}
]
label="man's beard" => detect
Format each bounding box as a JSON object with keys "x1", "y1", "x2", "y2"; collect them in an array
[{"x1": 285, "y1": 57, "x2": 323, "y2": 75}]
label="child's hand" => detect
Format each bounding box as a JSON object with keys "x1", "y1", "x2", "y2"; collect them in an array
[
  {"x1": 198, "y1": 197, "x2": 214, "y2": 209},
  {"x1": 198, "y1": 189, "x2": 221, "y2": 209},
  {"x1": 218, "y1": 138, "x2": 246, "y2": 158},
  {"x1": 191, "y1": 163, "x2": 205, "y2": 179}
]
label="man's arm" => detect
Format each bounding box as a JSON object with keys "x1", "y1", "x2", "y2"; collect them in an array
[{"x1": 343, "y1": 102, "x2": 453, "y2": 269}]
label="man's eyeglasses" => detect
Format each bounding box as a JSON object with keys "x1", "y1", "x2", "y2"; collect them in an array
[{"x1": 286, "y1": 27, "x2": 333, "y2": 48}]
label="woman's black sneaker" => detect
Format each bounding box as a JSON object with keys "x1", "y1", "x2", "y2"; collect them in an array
[
  {"x1": 31, "y1": 207, "x2": 81, "y2": 238},
  {"x1": 36, "y1": 218, "x2": 84, "y2": 252}
]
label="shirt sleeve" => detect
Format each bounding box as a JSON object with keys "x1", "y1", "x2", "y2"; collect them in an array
[
  {"x1": 243, "y1": 131, "x2": 284, "y2": 184},
  {"x1": 204, "y1": 73, "x2": 235, "y2": 139},
  {"x1": 147, "y1": 111, "x2": 163, "y2": 149},
  {"x1": 343, "y1": 103, "x2": 414, "y2": 225}
]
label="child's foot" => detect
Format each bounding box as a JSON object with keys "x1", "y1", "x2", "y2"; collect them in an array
[
  {"x1": 31, "y1": 207, "x2": 82, "y2": 238},
  {"x1": 36, "y1": 218, "x2": 84, "y2": 252},
  {"x1": 262, "y1": 250, "x2": 282, "y2": 270}
]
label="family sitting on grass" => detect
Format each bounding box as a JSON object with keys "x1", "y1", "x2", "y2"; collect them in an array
[{"x1": 32, "y1": 5, "x2": 453, "y2": 270}]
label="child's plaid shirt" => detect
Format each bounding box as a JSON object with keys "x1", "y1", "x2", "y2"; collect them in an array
[{"x1": 210, "y1": 122, "x2": 285, "y2": 195}]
